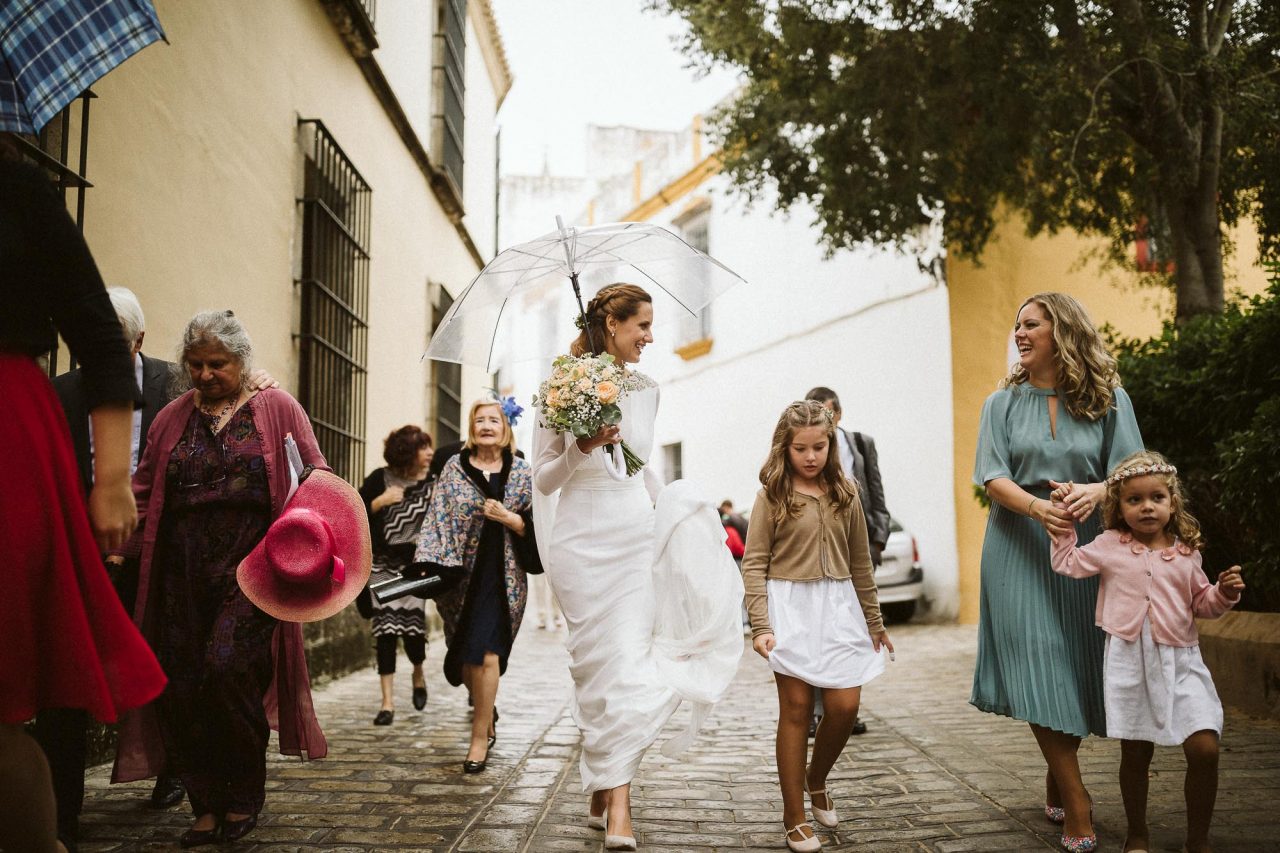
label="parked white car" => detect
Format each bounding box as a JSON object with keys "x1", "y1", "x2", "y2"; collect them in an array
[{"x1": 876, "y1": 517, "x2": 924, "y2": 622}]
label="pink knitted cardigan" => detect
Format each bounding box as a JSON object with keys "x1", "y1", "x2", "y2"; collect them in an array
[{"x1": 112, "y1": 388, "x2": 329, "y2": 783}]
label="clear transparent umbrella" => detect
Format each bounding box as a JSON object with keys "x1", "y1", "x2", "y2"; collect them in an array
[{"x1": 425, "y1": 218, "x2": 747, "y2": 371}]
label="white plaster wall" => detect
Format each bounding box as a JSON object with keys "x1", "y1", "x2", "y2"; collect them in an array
[
  {"x1": 371, "y1": 0, "x2": 434, "y2": 146},
  {"x1": 642, "y1": 181, "x2": 961, "y2": 619},
  {"x1": 80, "y1": 0, "x2": 492, "y2": 478},
  {"x1": 462, "y1": 12, "x2": 499, "y2": 258}
]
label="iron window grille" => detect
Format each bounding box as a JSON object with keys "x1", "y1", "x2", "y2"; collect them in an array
[
  {"x1": 4, "y1": 92, "x2": 96, "y2": 377},
  {"x1": 296, "y1": 118, "x2": 371, "y2": 485},
  {"x1": 432, "y1": 0, "x2": 466, "y2": 197},
  {"x1": 431, "y1": 286, "x2": 462, "y2": 447}
]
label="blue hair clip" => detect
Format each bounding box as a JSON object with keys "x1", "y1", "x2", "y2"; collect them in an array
[{"x1": 487, "y1": 389, "x2": 524, "y2": 427}]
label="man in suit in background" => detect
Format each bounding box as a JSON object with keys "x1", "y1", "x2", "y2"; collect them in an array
[{"x1": 804, "y1": 386, "x2": 892, "y2": 737}]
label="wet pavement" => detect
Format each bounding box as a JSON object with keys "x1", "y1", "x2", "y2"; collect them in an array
[{"x1": 78, "y1": 622, "x2": 1280, "y2": 851}]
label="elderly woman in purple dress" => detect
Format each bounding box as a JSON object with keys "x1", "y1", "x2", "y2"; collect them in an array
[{"x1": 113, "y1": 310, "x2": 328, "y2": 847}]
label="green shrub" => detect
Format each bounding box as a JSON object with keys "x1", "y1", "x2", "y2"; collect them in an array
[{"x1": 1111, "y1": 268, "x2": 1280, "y2": 611}]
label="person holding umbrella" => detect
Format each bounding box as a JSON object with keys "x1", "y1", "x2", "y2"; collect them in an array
[
  {"x1": 425, "y1": 220, "x2": 748, "y2": 851},
  {"x1": 531, "y1": 284, "x2": 744, "y2": 850}
]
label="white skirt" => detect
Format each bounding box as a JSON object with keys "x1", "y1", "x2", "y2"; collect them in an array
[
  {"x1": 1103, "y1": 617, "x2": 1223, "y2": 746},
  {"x1": 767, "y1": 577, "x2": 885, "y2": 689}
]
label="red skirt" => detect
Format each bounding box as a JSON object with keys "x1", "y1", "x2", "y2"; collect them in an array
[{"x1": 0, "y1": 353, "x2": 166, "y2": 724}]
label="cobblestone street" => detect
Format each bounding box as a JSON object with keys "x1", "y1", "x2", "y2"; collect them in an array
[{"x1": 78, "y1": 623, "x2": 1280, "y2": 852}]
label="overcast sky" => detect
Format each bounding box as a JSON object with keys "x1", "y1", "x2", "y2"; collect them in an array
[{"x1": 490, "y1": 0, "x2": 741, "y2": 177}]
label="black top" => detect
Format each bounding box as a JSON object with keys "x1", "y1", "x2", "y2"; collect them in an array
[{"x1": 0, "y1": 159, "x2": 139, "y2": 411}]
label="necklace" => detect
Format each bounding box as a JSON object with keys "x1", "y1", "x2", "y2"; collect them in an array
[{"x1": 199, "y1": 393, "x2": 239, "y2": 431}]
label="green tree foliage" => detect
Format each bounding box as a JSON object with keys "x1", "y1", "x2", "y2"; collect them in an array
[
  {"x1": 1111, "y1": 267, "x2": 1280, "y2": 611},
  {"x1": 656, "y1": 1, "x2": 1280, "y2": 320}
]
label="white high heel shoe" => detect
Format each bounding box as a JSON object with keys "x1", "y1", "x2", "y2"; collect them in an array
[
  {"x1": 604, "y1": 812, "x2": 636, "y2": 850},
  {"x1": 587, "y1": 813, "x2": 606, "y2": 831},
  {"x1": 785, "y1": 822, "x2": 821, "y2": 852},
  {"x1": 805, "y1": 782, "x2": 838, "y2": 828}
]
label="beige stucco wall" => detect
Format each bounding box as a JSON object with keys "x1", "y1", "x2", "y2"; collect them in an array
[
  {"x1": 73, "y1": 0, "x2": 495, "y2": 477},
  {"x1": 948, "y1": 211, "x2": 1272, "y2": 623}
]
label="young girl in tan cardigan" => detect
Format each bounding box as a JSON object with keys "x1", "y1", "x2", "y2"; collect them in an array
[{"x1": 742, "y1": 401, "x2": 894, "y2": 852}]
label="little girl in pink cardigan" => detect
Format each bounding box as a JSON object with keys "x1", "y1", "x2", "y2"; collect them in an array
[{"x1": 1050, "y1": 450, "x2": 1244, "y2": 853}]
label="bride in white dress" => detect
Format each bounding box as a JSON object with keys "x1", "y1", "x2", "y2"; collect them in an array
[{"x1": 532, "y1": 284, "x2": 743, "y2": 850}]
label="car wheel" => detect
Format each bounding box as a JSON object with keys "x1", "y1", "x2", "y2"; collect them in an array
[{"x1": 883, "y1": 601, "x2": 916, "y2": 624}]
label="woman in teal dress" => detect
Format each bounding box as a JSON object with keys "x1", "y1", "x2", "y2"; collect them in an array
[{"x1": 971, "y1": 292, "x2": 1143, "y2": 853}]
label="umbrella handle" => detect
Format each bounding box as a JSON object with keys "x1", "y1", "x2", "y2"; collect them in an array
[{"x1": 570, "y1": 271, "x2": 601, "y2": 354}]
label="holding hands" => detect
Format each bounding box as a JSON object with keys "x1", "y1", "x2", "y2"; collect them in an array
[
  {"x1": 1218, "y1": 565, "x2": 1246, "y2": 600},
  {"x1": 1032, "y1": 496, "x2": 1075, "y2": 538},
  {"x1": 1048, "y1": 479, "x2": 1105, "y2": 522}
]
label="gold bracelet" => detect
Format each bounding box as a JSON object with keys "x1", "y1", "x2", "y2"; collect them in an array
[{"x1": 1027, "y1": 497, "x2": 1039, "y2": 516}]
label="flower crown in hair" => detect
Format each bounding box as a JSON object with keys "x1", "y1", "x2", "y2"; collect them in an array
[
  {"x1": 573, "y1": 313, "x2": 588, "y2": 330},
  {"x1": 1106, "y1": 462, "x2": 1177, "y2": 486},
  {"x1": 486, "y1": 389, "x2": 524, "y2": 427}
]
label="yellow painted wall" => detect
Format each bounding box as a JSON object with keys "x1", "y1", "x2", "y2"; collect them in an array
[
  {"x1": 72, "y1": 0, "x2": 494, "y2": 477},
  {"x1": 949, "y1": 210, "x2": 1271, "y2": 623}
]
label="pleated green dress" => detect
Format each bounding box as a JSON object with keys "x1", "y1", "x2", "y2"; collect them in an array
[{"x1": 970, "y1": 383, "x2": 1143, "y2": 738}]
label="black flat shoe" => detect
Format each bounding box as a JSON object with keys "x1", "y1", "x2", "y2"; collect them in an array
[
  {"x1": 488, "y1": 707, "x2": 499, "y2": 749},
  {"x1": 149, "y1": 773, "x2": 186, "y2": 809},
  {"x1": 851, "y1": 719, "x2": 868, "y2": 736},
  {"x1": 221, "y1": 813, "x2": 258, "y2": 842},
  {"x1": 462, "y1": 758, "x2": 487, "y2": 773},
  {"x1": 373, "y1": 709, "x2": 394, "y2": 726},
  {"x1": 413, "y1": 684, "x2": 427, "y2": 711},
  {"x1": 179, "y1": 824, "x2": 221, "y2": 848}
]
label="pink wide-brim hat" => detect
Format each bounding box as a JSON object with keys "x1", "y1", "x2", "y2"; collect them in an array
[{"x1": 237, "y1": 470, "x2": 372, "y2": 622}]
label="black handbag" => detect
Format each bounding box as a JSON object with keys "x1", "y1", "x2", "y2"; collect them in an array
[{"x1": 370, "y1": 563, "x2": 463, "y2": 604}]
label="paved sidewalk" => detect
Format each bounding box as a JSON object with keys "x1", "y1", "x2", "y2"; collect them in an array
[{"x1": 79, "y1": 623, "x2": 1280, "y2": 851}]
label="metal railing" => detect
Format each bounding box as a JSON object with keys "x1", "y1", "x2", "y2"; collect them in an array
[{"x1": 296, "y1": 119, "x2": 371, "y2": 485}]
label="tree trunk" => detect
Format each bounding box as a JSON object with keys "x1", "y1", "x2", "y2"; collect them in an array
[{"x1": 1168, "y1": 190, "x2": 1224, "y2": 322}]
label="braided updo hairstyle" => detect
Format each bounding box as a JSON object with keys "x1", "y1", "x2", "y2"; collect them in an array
[{"x1": 569, "y1": 283, "x2": 653, "y2": 357}]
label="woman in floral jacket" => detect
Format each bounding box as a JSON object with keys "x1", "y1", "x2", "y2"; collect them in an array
[{"x1": 415, "y1": 399, "x2": 539, "y2": 774}]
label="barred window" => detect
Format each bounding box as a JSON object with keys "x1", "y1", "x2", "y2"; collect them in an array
[
  {"x1": 432, "y1": 0, "x2": 466, "y2": 196},
  {"x1": 431, "y1": 286, "x2": 462, "y2": 446},
  {"x1": 296, "y1": 119, "x2": 370, "y2": 484}
]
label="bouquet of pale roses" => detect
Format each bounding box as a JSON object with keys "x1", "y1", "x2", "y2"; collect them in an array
[{"x1": 532, "y1": 352, "x2": 645, "y2": 477}]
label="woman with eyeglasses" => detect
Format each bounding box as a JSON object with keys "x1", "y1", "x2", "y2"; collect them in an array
[{"x1": 111, "y1": 310, "x2": 329, "y2": 847}]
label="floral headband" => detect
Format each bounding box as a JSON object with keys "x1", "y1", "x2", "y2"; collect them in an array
[
  {"x1": 573, "y1": 313, "x2": 588, "y2": 330},
  {"x1": 486, "y1": 389, "x2": 524, "y2": 427},
  {"x1": 1105, "y1": 462, "x2": 1177, "y2": 486}
]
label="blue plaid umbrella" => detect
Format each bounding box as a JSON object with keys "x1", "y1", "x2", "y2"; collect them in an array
[{"x1": 0, "y1": 0, "x2": 165, "y2": 134}]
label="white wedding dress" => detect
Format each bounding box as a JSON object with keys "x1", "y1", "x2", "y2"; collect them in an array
[{"x1": 532, "y1": 373, "x2": 743, "y2": 793}]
